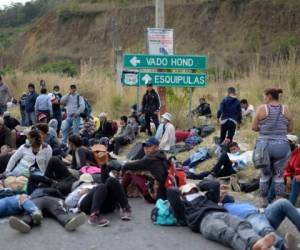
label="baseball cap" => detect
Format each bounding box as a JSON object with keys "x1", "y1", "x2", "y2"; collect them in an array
[
  {"x1": 37, "y1": 113, "x2": 47, "y2": 122},
  {"x1": 161, "y1": 112, "x2": 172, "y2": 122},
  {"x1": 3, "y1": 111, "x2": 10, "y2": 117},
  {"x1": 142, "y1": 137, "x2": 159, "y2": 147},
  {"x1": 287, "y1": 134, "x2": 298, "y2": 144},
  {"x1": 79, "y1": 173, "x2": 94, "y2": 183},
  {"x1": 146, "y1": 83, "x2": 153, "y2": 87},
  {"x1": 180, "y1": 183, "x2": 199, "y2": 195}
]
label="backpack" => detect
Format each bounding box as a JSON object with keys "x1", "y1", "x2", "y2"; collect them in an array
[
  {"x1": 110, "y1": 121, "x2": 118, "y2": 135},
  {"x1": 165, "y1": 157, "x2": 187, "y2": 189},
  {"x1": 77, "y1": 95, "x2": 92, "y2": 116},
  {"x1": 126, "y1": 143, "x2": 145, "y2": 160},
  {"x1": 185, "y1": 135, "x2": 202, "y2": 146},
  {"x1": 151, "y1": 199, "x2": 177, "y2": 226}
]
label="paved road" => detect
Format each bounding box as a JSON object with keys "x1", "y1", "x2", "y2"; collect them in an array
[{"x1": 0, "y1": 198, "x2": 228, "y2": 250}]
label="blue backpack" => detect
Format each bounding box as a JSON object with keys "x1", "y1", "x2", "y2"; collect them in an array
[
  {"x1": 77, "y1": 95, "x2": 92, "y2": 116},
  {"x1": 151, "y1": 199, "x2": 177, "y2": 226}
]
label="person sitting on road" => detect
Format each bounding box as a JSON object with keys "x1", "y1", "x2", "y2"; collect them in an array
[
  {"x1": 128, "y1": 115, "x2": 139, "y2": 136},
  {"x1": 108, "y1": 116, "x2": 135, "y2": 156},
  {"x1": 9, "y1": 194, "x2": 87, "y2": 233},
  {"x1": 284, "y1": 134, "x2": 300, "y2": 206},
  {"x1": 95, "y1": 112, "x2": 114, "y2": 139},
  {"x1": 187, "y1": 142, "x2": 244, "y2": 180},
  {"x1": 155, "y1": 113, "x2": 176, "y2": 152},
  {"x1": 192, "y1": 97, "x2": 212, "y2": 118},
  {"x1": 240, "y1": 99, "x2": 255, "y2": 120},
  {"x1": 166, "y1": 181, "x2": 276, "y2": 250},
  {"x1": 122, "y1": 137, "x2": 168, "y2": 203},
  {"x1": 222, "y1": 195, "x2": 300, "y2": 250}
]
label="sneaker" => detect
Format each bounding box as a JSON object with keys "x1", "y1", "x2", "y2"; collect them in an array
[
  {"x1": 9, "y1": 217, "x2": 31, "y2": 233},
  {"x1": 121, "y1": 207, "x2": 132, "y2": 221},
  {"x1": 64, "y1": 212, "x2": 87, "y2": 231},
  {"x1": 88, "y1": 215, "x2": 110, "y2": 227},
  {"x1": 31, "y1": 210, "x2": 43, "y2": 226},
  {"x1": 286, "y1": 233, "x2": 300, "y2": 250},
  {"x1": 230, "y1": 175, "x2": 241, "y2": 192}
]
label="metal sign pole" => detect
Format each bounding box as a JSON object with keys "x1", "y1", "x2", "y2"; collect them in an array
[{"x1": 188, "y1": 87, "x2": 193, "y2": 128}]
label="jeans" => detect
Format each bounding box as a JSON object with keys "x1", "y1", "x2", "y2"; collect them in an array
[
  {"x1": 0, "y1": 104, "x2": 7, "y2": 115},
  {"x1": 246, "y1": 213, "x2": 285, "y2": 249},
  {"x1": 220, "y1": 120, "x2": 236, "y2": 144},
  {"x1": 25, "y1": 111, "x2": 36, "y2": 126},
  {"x1": 145, "y1": 112, "x2": 159, "y2": 136},
  {"x1": 199, "y1": 212, "x2": 260, "y2": 250},
  {"x1": 259, "y1": 141, "x2": 290, "y2": 198},
  {"x1": 80, "y1": 177, "x2": 129, "y2": 215},
  {"x1": 0, "y1": 195, "x2": 39, "y2": 217},
  {"x1": 20, "y1": 108, "x2": 26, "y2": 126},
  {"x1": 264, "y1": 198, "x2": 300, "y2": 232},
  {"x1": 289, "y1": 179, "x2": 300, "y2": 205},
  {"x1": 61, "y1": 116, "x2": 81, "y2": 144}
]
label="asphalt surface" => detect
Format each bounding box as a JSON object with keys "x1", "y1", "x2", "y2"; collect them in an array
[{"x1": 0, "y1": 198, "x2": 228, "y2": 250}]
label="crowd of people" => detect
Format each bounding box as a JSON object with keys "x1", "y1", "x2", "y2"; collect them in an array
[{"x1": 0, "y1": 74, "x2": 299, "y2": 250}]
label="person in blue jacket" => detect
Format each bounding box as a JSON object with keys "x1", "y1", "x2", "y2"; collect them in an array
[
  {"x1": 217, "y1": 87, "x2": 242, "y2": 144},
  {"x1": 25, "y1": 83, "x2": 39, "y2": 126}
]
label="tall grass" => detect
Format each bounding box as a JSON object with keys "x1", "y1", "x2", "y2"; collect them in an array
[{"x1": 3, "y1": 54, "x2": 300, "y2": 134}]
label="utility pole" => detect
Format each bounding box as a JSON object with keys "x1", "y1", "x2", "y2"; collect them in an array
[{"x1": 155, "y1": 0, "x2": 167, "y2": 114}]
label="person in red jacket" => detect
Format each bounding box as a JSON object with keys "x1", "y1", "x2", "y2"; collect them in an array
[{"x1": 284, "y1": 134, "x2": 300, "y2": 205}]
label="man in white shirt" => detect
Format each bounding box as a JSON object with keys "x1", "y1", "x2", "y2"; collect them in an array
[
  {"x1": 157, "y1": 113, "x2": 176, "y2": 151},
  {"x1": 240, "y1": 99, "x2": 255, "y2": 120}
]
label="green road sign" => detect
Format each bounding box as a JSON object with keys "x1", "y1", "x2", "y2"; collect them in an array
[
  {"x1": 123, "y1": 54, "x2": 207, "y2": 70},
  {"x1": 139, "y1": 72, "x2": 207, "y2": 87}
]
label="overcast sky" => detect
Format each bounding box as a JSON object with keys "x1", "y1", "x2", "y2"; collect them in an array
[{"x1": 0, "y1": 0, "x2": 32, "y2": 9}]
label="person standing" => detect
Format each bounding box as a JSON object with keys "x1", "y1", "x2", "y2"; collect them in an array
[
  {"x1": 217, "y1": 87, "x2": 242, "y2": 144},
  {"x1": 60, "y1": 84, "x2": 85, "y2": 144},
  {"x1": 25, "y1": 83, "x2": 38, "y2": 126},
  {"x1": 141, "y1": 83, "x2": 160, "y2": 136},
  {"x1": 156, "y1": 112, "x2": 176, "y2": 151},
  {"x1": 35, "y1": 88, "x2": 52, "y2": 123},
  {"x1": 51, "y1": 85, "x2": 62, "y2": 135},
  {"x1": 0, "y1": 76, "x2": 12, "y2": 116},
  {"x1": 252, "y1": 88, "x2": 293, "y2": 205},
  {"x1": 19, "y1": 92, "x2": 27, "y2": 126}
]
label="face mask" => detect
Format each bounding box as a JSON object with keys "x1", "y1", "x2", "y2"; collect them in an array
[
  {"x1": 232, "y1": 152, "x2": 240, "y2": 156},
  {"x1": 26, "y1": 139, "x2": 32, "y2": 145},
  {"x1": 185, "y1": 193, "x2": 201, "y2": 202}
]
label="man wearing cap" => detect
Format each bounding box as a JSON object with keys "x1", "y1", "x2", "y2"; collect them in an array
[
  {"x1": 166, "y1": 181, "x2": 276, "y2": 250},
  {"x1": 122, "y1": 137, "x2": 168, "y2": 203},
  {"x1": 156, "y1": 112, "x2": 176, "y2": 151},
  {"x1": 284, "y1": 134, "x2": 300, "y2": 205},
  {"x1": 141, "y1": 83, "x2": 160, "y2": 136},
  {"x1": 95, "y1": 112, "x2": 114, "y2": 139},
  {"x1": 61, "y1": 84, "x2": 85, "y2": 144},
  {"x1": 0, "y1": 76, "x2": 12, "y2": 116}
]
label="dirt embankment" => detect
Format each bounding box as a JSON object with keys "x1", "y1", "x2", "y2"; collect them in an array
[{"x1": 3, "y1": 0, "x2": 300, "y2": 71}]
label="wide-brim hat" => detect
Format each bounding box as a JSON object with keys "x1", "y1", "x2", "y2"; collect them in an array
[
  {"x1": 287, "y1": 134, "x2": 298, "y2": 144},
  {"x1": 161, "y1": 112, "x2": 172, "y2": 122}
]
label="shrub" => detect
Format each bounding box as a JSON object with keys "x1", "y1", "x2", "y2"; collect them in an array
[{"x1": 39, "y1": 60, "x2": 78, "y2": 77}]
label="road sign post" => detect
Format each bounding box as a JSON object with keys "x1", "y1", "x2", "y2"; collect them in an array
[{"x1": 123, "y1": 54, "x2": 208, "y2": 70}]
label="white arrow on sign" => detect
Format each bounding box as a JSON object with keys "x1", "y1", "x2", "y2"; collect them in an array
[
  {"x1": 142, "y1": 74, "x2": 152, "y2": 85},
  {"x1": 130, "y1": 56, "x2": 141, "y2": 67}
]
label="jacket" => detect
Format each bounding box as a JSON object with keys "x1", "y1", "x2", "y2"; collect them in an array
[
  {"x1": 25, "y1": 91, "x2": 38, "y2": 112},
  {"x1": 142, "y1": 90, "x2": 160, "y2": 113},
  {"x1": 71, "y1": 146, "x2": 96, "y2": 170},
  {"x1": 159, "y1": 122, "x2": 176, "y2": 151},
  {"x1": 167, "y1": 181, "x2": 226, "y2": 232},
  {"x1": 123, "y1": 151, "x2": 169, "y2": 199},
  {"x1": 0, "y1": 126, "x2": 12, "y2": 148},
  {"x1": 217, "y1": 96, "x2": 242, "y2": 124},
  {"x1": 61, "y1": 93, "x2": 85, "y2": 117},
  {"x1": 284, "y1": 146, "x2": 300, "y2": 179},
  {"x1": 96, "y1": 121, "x2": 113, "y2": 138},
  {"x1": 193, "y1": 102, "x2": 212, "y2": 117},
  {"x1": 5, "y1": 143, "x2": 52, "y2": 175},
  {"x1": 118, "y1": 124, "x2": 135, "y2": 143}
]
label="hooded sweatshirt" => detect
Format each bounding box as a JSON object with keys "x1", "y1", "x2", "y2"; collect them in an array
[
  {"x1": 48, "y1": 119, "x2": 58, "y2": 138},
  {"x1": 217, "y1": 96, "x2": 242, "y2": 124},
  {"x1": 123, "y1": 150, "x2": 169, "y2": 199}
]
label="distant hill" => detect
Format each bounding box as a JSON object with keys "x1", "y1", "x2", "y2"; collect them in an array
[{"x1": 1, "y1": 0, "x2": 300, "y2": 72}]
